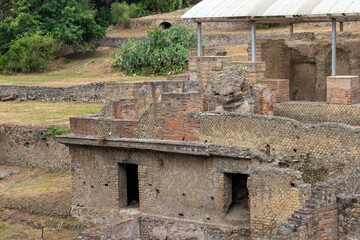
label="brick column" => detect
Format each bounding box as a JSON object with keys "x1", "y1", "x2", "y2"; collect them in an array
[{"x1": 327, "y1": 76, "x2": 360, "y2": 105}]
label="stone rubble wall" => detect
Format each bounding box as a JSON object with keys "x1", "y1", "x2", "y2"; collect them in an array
[
  {"x1": 101, "y1": 33, "x2": 290, "y2": 48},
  {"x1": 0, "y1": 124, "x2": 71, "y2": 171},
  {"x1": 0, "y1": 82, "x2": 106, "y2": 103}
]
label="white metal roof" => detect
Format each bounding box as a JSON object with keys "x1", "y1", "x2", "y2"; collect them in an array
[{"x1": 182, "y1": 0, "x2": 360, "y2": 19}]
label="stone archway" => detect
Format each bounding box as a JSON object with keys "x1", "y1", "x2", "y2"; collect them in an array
[{"x1": 159, "y1": 22, "x2": 172, "y2": 30}]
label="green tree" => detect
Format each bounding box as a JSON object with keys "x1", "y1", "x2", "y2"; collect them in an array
[{"x1": 33, "y1": 0, "x2": 106, "y2": 52}]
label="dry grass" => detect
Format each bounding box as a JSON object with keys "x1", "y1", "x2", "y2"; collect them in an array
[
  {"x1": 0, "y1": 101, "x2": 104, "y2": 126},
  {"x1": 0, "y1": 166, "x2": 86, "y2": 240}
]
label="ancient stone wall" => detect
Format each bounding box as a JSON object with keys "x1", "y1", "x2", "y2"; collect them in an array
[
  {"x1": 273, "y1": 171, "x2": 360, "y2": 240},
  {"x1": 0, "y1": 82, "x2": 106, "y2": 103},
  {"x1": 0, "y1": 124, "x2": 71, "y2": 171},
  {"x1": 337, "y1": 194, "x2": 360, "y2": 239},
  {"x1": 274, "y1": 101, "x2": 360, "y2": 125},
  {"x1": 101, "y1": 33, "x2": 290, "y2": 48},
  {"x1": 67, "y1": 143, "x2": 309, "y2": 239},
  {"x1": 249, "y1": 169, "x2": 310, "y2": 238},
  {"x1": 193, "y1": 112, "x2": 360, "y2": 178},
  {"x1": 248, "y1": 32, "x2": 360, "y2": 102}
]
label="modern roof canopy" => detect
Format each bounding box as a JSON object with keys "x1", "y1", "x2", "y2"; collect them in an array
[
  {"x1": 183, "y1": 0, "x2": 355, "y2": 76},
  {"x1": 182, "y1": 0, "x2": 360, "y2": 23}
]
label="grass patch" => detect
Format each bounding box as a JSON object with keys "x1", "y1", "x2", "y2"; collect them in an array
[
  {"x1": 0, "y1": 101, "x2": 103, "y2": 125},
  {"x1": 0, "y1": 222, "x2": 12, "y2": 229},
  {"x1": 1, "y1": 171, "x2": 70, "y2": 196},
  {"x1": 0, "y1": 73, "x2": 104, "y2": 84}
]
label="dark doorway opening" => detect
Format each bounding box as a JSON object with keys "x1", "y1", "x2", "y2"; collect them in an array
[
  {"x1": 159, "y1": 22, "x2": 172, "y2": 30},
  {"x1": 224, "y1": 173, "x2": 250, "y2": 223},
  {"x1": 126, "y1": 164, "x2": 139, "y2": 205}
]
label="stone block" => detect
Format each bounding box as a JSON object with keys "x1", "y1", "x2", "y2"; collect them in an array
[
  {"x1": 327, "y1": 76, "x2": 360, "y2": 105},
  {"x1": 261, "y1": 79, "x2": 290, "y2": 103}
]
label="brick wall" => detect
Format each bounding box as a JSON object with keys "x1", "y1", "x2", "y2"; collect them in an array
[
  {"x1": 273, "y1": 171, "x2": 360, "y2": 239},
  {"x1": 189, "y1": 56, "x2": 266, "y2": 85},
  {"x1": 155, "y1": 92, "x2": 204, "y2": 141},
  {"x1": 261, "y1": 79, "x2": 290, "y2": 103},
  {"x1": 71, "y1": 146, "x2": 121, "y2": 210},
  {"x1": 249, "y1": 169, "x2": 310, "y2": 238},
  {"x1": 253, "y1": 84, "x2": 274, "y2": 115},
  {"x1": 69, "y1": 144, "x2": 311, "y2": 239},
  {"x1": 327, "y1": 76, "x2": 360, "y2": 105}
]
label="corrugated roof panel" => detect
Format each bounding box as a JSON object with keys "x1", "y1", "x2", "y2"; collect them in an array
[
  {"x1": 181, "y1": 0, "x2": 360, "y2": 18},
  {"x1": 333, "y1": 0, "x2": 356, "y2": 13}
]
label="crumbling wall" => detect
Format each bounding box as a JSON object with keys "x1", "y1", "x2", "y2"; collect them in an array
[
  {"x1": 0, "y1": 124, "x2": 71, "y2": 171},
  {"x1": 249, "y1": 32, "x2": 360, "y2": 102},
  {"x1": 273, "y1": 171, "x2": 360, "y2": 240},
  {"x1": 249, "y1": 169, "x2": 310, "y2": 239},
  {"x1": 0, "y1": 82, "x2": 106, "y2": 103}
]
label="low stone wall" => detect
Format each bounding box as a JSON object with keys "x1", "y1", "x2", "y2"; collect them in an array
[
  {"x1": 100, "y1": 33, "x2": 290, "y2": 48},
  {"x1": 274, "y1": 101, "x2": 360, "y2": 125},
  {"x1": 100, "y1": 36, "x2": 145, "y2": 47},
  {"x1": 0, "y1": 82, "x2": 106, "y2": 103},
  {"x1": 139, "y1": 215, "x2": 250, "y2": 240},
  {"x1": 0, "y1": 125, "x2": 71, "y2": 171}
]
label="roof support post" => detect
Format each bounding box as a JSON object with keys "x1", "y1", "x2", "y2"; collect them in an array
[
  {"x1": 332, "y1": 18, "x2": 337, "y2": 76},
  {"x1": 290, "y1": 23, "x2": 294, "y2": 37},
  {"x1": 340, "y1": 22, "x2": 344, "y2": 32},
  {"x1": 251, "y1": 21, "x2": 256, "y2": 62},
  {"x1": 197, "y1": 22, "x2": 202, "y2": 57}
]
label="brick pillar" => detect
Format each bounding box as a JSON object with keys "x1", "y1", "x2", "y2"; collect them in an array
[
  {"x1": 261, "y1": 79, "x2": 290, "y2": 103},
  {"x1": 327, "y1": 76, "x2": 360, "y2": 105}
]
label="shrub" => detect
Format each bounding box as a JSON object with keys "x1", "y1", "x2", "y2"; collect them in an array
[
  {"x1": 6, "y1": 32, "x2": 58, "y2": 73},
  {"x1": 111, "y1": 2, "x2": 130, "y2": 28},
  {"x1": 129, "y1": 3, "x2": 148, "y2": 18},
  {"x1": 0, "y1": 55, "x2": 8, "y2": 72},
  {"x1": 112, "y1": 25, "x2": 197, "y2": 76},
  {"x1": 44, "y1": 125, "x2": 70, "y2": 139}
]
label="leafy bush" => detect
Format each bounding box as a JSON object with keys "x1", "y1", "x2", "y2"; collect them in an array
[
  {"x1": 112, "y1": 25, "x2": 197, "y2": 76},
  {"x1": 6, "y1": 32, "x2": 58, "y2": 73},
  {"x1": 111, "y1": 2, "x2": 130, "y2": 28}
]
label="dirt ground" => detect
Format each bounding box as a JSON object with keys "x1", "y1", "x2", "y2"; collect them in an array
[{"x1": 0, "y1": 165, "x2": 90, "y2": 240}]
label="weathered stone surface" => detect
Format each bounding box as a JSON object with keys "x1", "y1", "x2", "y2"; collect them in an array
[
  {"x1": 0, "y1": 82, "x2": 106, "y2": 103},
  {"x1": 0, "y1": 172, "x2": 10, "y2": 179}
]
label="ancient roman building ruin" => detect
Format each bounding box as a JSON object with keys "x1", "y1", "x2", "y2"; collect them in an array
[{"x1": 58, "y1": 43, "x2": 360, "y2": 238}]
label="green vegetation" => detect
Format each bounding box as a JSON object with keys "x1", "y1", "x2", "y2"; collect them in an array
[
  {"x1": 0, "y1": 0, "x2": 106, "y2": 73},
  {"x1": 113, "y1": 25, "x2": 197, "y2": 76},
  {"x1": 6, "y1": 32, "x2": 58, "y2": 73},
  {"x1": 44, "y1": 125, "x2": 70, "y2": 139}
]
